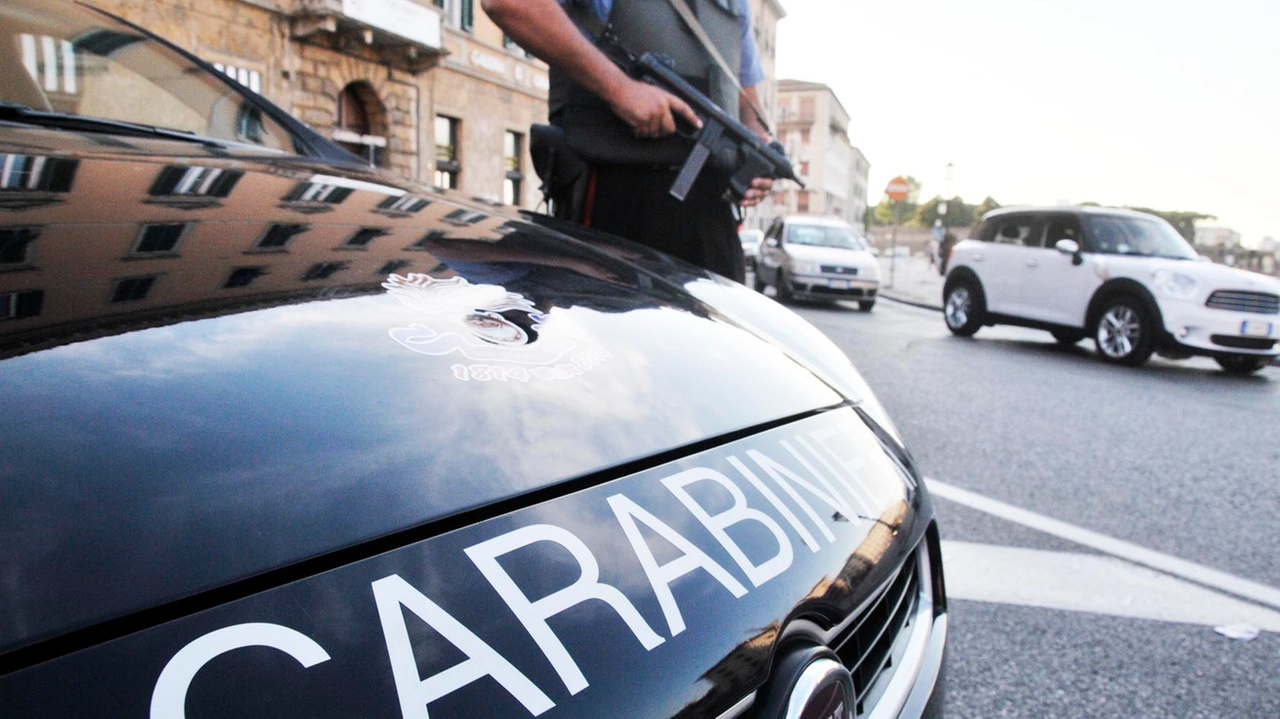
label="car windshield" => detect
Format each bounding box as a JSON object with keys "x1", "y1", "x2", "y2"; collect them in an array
[
  {"x1": 785, "y1": 224, "x2": 866, "y2": 250},
  {"x1": 1084, "y1": 215, "x2": 1198, "y2": 260},
  {"x1": 1, "y1": 0, "x2": 295, "y2": 151},
  {"x1": 740, "y1": 229, "x2": 763, "y2": 246}
]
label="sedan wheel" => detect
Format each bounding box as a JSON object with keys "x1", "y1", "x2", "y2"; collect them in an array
[{"x1": 1093, "y1": 298, "x2": 1154, "y2": 366}]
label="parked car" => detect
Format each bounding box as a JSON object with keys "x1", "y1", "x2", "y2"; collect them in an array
[
  {"x1": 943, "y1": 206, "x2": 1280, "y2": 373},
  {"x1": 0, "y1": 1, "x2": 947, "y2": 717},
  {"x1": 738, "y1": 227, "x2": 763, "y2": 274},
  {"x1": 755, "y1": 215, "x2": 882, "y2": 311}
]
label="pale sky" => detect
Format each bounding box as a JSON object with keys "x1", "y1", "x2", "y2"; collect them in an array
[{"x1": 774, "y1": 0, "x2": 1280, "y2": 245}]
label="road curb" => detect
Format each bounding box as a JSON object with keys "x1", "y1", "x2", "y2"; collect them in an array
[{"x1": 880, "y1": 292, "x2": 942, "y2": 312}]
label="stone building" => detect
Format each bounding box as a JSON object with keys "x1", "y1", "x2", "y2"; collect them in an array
[
  {"x1": 772, "y1": 79, "x2": 870, "y2": 230},
  {"x1": 92, "y1": 0, "x2": 549, "y2": 209}
]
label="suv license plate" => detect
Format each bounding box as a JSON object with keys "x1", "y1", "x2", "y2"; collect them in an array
[
  {"x1": 828, "y1": 279, "x2": 851, "y2": 290},
  {"x1": 1241, "y1": 320, "x2": 1274, "y2": 337}
]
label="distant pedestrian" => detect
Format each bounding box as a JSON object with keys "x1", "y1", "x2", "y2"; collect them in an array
[{"x1": 938, "y1": 230, "x2": 958, "y2": 276}]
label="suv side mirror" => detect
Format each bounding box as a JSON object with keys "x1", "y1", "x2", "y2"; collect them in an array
[
  {"x1": 766, "y1": 238, "x2": 779, "y2": 248},
  {"x1": 1054, "y1": 239, "x2": 1083, "y2": 265}
]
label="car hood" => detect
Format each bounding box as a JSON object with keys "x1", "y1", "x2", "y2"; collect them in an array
[
  {"x1": 1100, "y1": 254, "x2": 1280, "y2": 293},
  {"x1": 785, "y1": 243, "x2": 879, "y2": 270},
  {"x1": 0, "y1": 128, "x2": 875, "y2": 658}
]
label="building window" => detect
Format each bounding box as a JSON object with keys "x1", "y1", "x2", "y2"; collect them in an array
[
  {"x1": 460, "y1": 0, "x2": 474, "y2": 31},
  {"x1": 378, "y1": 259, "x2": 412, "y2": 275},
  {"x1": 256, "y1": 223, "x2": 309, "y2": 250},
  {"x1": 0, "y1": 154, "x2": 78, "y2": 192},
  {"x1": 335, "y1": 83, "x2": 388, "y2": 167},
  {"x1": 284, "y1": 182, "x2": 353, "y2": 204},
  {"x1": 301, "y1": 262, "x2": 348, "y2": 281},
  {"x1": 19, "y1": 34, "x2": 78, "y2": 96},
  {"x1": 378, "y1": 195, "x2": 431, "y2": 214},
  {"x1": 344, "y1": 227, "x2": 389, "y2": 248},
  {"x1": 0, "y1": 227, "x2": 39, "y2": 266},
  {"x1": 112, "y1": 276, "x2": 157, "y2": 303},
  {"x1": 503, "y1": 131, "x2": 524, "y2": 206},
  {"x1": 149, "y1": 166, "x2": 242, "y2": 198},
  {"x1": 211, "y1": 62, "x2": 262, "y2": 94},
  {"x1": 410, "y1": 230, "x2": 448, "y2": 250},
  {"x1": 444, "y1": 208, "x2": 486, "y2": 225},
  {"x1": 1, "y1": 289, "x2": 43, "y2": 319},
  {"x1": 133, "y1": 223, "x2": 188, "y2": 255},
  {"x1": 797, "y1": 191, "x2": 810, "y2": 213},
  {"x1": 225, "y1": 267, "x2": 266, "y2": 288},
  {"x1": 435, "y1": 116, "x2": 461, "y2": 190}
]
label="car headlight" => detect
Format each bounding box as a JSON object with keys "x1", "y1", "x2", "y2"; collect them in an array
[
  {"x1": 792, "y1": 260, "x2": 821, "y2": 275},
  {"x1": 1152, "y1": 269, "x2": 1199, "y2": 299}
]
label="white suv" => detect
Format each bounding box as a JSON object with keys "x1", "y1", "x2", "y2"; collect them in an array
[{"x1": 942, "y1": 206, "x2": 1280, "y2": 374}]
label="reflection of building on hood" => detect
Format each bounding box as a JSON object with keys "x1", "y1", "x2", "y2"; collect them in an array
[{"x1": 382, "y1": 273, "x2": 577, "y2": 364}]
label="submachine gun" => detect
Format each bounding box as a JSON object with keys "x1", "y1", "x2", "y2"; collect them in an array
[
  {"x1": 630, "y1": 51, "x2": 804, "y2": 202},
  {"x1": 530, "y1": 38, "x2": 804, "y2": 219}
]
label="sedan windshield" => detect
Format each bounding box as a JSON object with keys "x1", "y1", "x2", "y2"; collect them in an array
[
  {"x1": 785, "y1": 224, "x2": 867, "y2": 250},
  {"x1": 1084, "y1": 215, "x2": 1198, "y2": 260},
  {"x1": 1, "y1": 0, "x2": 294, "y2": 151}
]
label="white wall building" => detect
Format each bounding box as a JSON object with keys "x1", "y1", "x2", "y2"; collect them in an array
[{"x1": 763, "y1": 80, "x2": 869, "y2": 231}]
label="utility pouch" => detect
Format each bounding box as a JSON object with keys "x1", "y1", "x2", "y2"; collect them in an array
[{"x1": 557, "y1": 105, "x2": 693, "y2": 168}]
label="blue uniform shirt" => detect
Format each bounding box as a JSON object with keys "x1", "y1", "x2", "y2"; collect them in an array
[{"x1": 569, "y1": 0, "x2": 765, "y2": 87}]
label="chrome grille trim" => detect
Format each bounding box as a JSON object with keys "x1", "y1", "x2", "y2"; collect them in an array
[
  {"x1": 863, "y1": 549, "x2": 938, "y2": 719},
  {"x1": 1205, "y1": 290, "x2": 1280, "y2": 315}
]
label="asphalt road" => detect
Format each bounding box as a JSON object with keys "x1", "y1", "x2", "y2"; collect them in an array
[{"x1": 784, "y1": 294, "x2": 1280, "y2": 719}]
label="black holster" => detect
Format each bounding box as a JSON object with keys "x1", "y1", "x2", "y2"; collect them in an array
[{"x1": 530, "y1": 124, "x2": 590, "y2": 222}]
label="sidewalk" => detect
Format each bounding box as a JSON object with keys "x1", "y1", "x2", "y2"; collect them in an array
[{"x1": 877, "y1": 254, "x2": 944, "y2": 310}]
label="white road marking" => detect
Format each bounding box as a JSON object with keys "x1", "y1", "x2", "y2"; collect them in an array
[
  {"x1": 927, "y1": 478, "x2": 1280, "y2": 612},
  {"x1": 942, "y1": 541, "x2": 1280, "y2": 632}
]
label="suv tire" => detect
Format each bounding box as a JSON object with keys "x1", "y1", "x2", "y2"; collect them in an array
[
  {"x1": 943, "y1": 278, "x2": 985, "y2": 337},
  {"x1": 1093, "y1": 296, "x2": 1154, "y2": 366},
  {"x1": 1215, "y1": 355, "x2": 1269, "y2": 375},
  {"x1": 1051, "y1": 329, "x2": 1085, "y2": 346},
  {"x1": 857, "y1": 300, "x2": 875, "y2": 312}
]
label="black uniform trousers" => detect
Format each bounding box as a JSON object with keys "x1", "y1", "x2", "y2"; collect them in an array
[{"x1": 584, "y1": 164, "x2": 745, "y2": 283}]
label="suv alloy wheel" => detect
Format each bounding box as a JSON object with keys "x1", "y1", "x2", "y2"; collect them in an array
[
  {"x1": 1093, "y1": 296, "x2": 1155, "y2": 366},
  {"x1": 943, "y1": 279, "x2": 985, "y2": 336}
]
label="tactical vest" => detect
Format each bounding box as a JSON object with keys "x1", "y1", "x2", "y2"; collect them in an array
[{"x1": 550, "y1": 0, "x2": 743, "y2": 166}]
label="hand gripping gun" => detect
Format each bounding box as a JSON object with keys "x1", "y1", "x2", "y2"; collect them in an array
[{"x1": 631, "y1": 52, "x2": 805, "y2": 202}]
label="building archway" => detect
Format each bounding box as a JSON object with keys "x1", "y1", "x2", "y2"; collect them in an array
[{"x1": 334, "y1": 81, "x2": 389, "y2": 167}]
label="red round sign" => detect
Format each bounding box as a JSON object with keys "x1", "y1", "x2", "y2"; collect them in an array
[{"x1": 885, "y1": 176, "x2": 910, "y2": 201}]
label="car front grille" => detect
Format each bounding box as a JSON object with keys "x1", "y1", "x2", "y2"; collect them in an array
[
  {"x1": 1205, "y1": 290, "x2": 1280, "y2": 315},
  {"x1": 830, "y1": 549, "x2": 922, "y2": 717},
  {"x1": 822, "y1": 265, "x2": 858, "y2": 276},
  {"x1": 1211, "y1": 335, "x2": 1277, "y2": 351}
]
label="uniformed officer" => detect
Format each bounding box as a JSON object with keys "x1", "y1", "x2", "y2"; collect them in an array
[{"x1": 483, "y1": 0, "x2": 775, "y2": 282}]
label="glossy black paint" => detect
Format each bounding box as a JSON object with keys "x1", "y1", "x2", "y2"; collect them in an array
[
  {"x1": 1, "y1": 84, "x2": 943, "y2": 715},
  {"x1": 0, "y1": 409, "x2": 926, "y2": 718},
  {"x1": 0, "y1": 126, "x2": 860, "y2": 660}
]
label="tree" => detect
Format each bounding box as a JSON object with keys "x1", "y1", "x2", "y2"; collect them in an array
[
  {"x1": 914, "y1": 196, "x2": 975, "y2": 228},
  {"x1": 972, "y1": 196, "x2": 1001, "y2": 221}
]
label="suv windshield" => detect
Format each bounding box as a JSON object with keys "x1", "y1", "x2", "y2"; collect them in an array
[
  {"x1": 785, "y1": 224, "x2": 866, "y2": 250},
  {"x1": 1, "y1": 0, "x2": 295, "y2": 151},
  {"x1": 1084, "y1": 215, "x2": 1197, "y2": 260}
]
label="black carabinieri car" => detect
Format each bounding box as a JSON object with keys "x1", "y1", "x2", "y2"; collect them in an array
[{"x1": 0, "y1": 1, "x2": 947, "y2": 717}]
